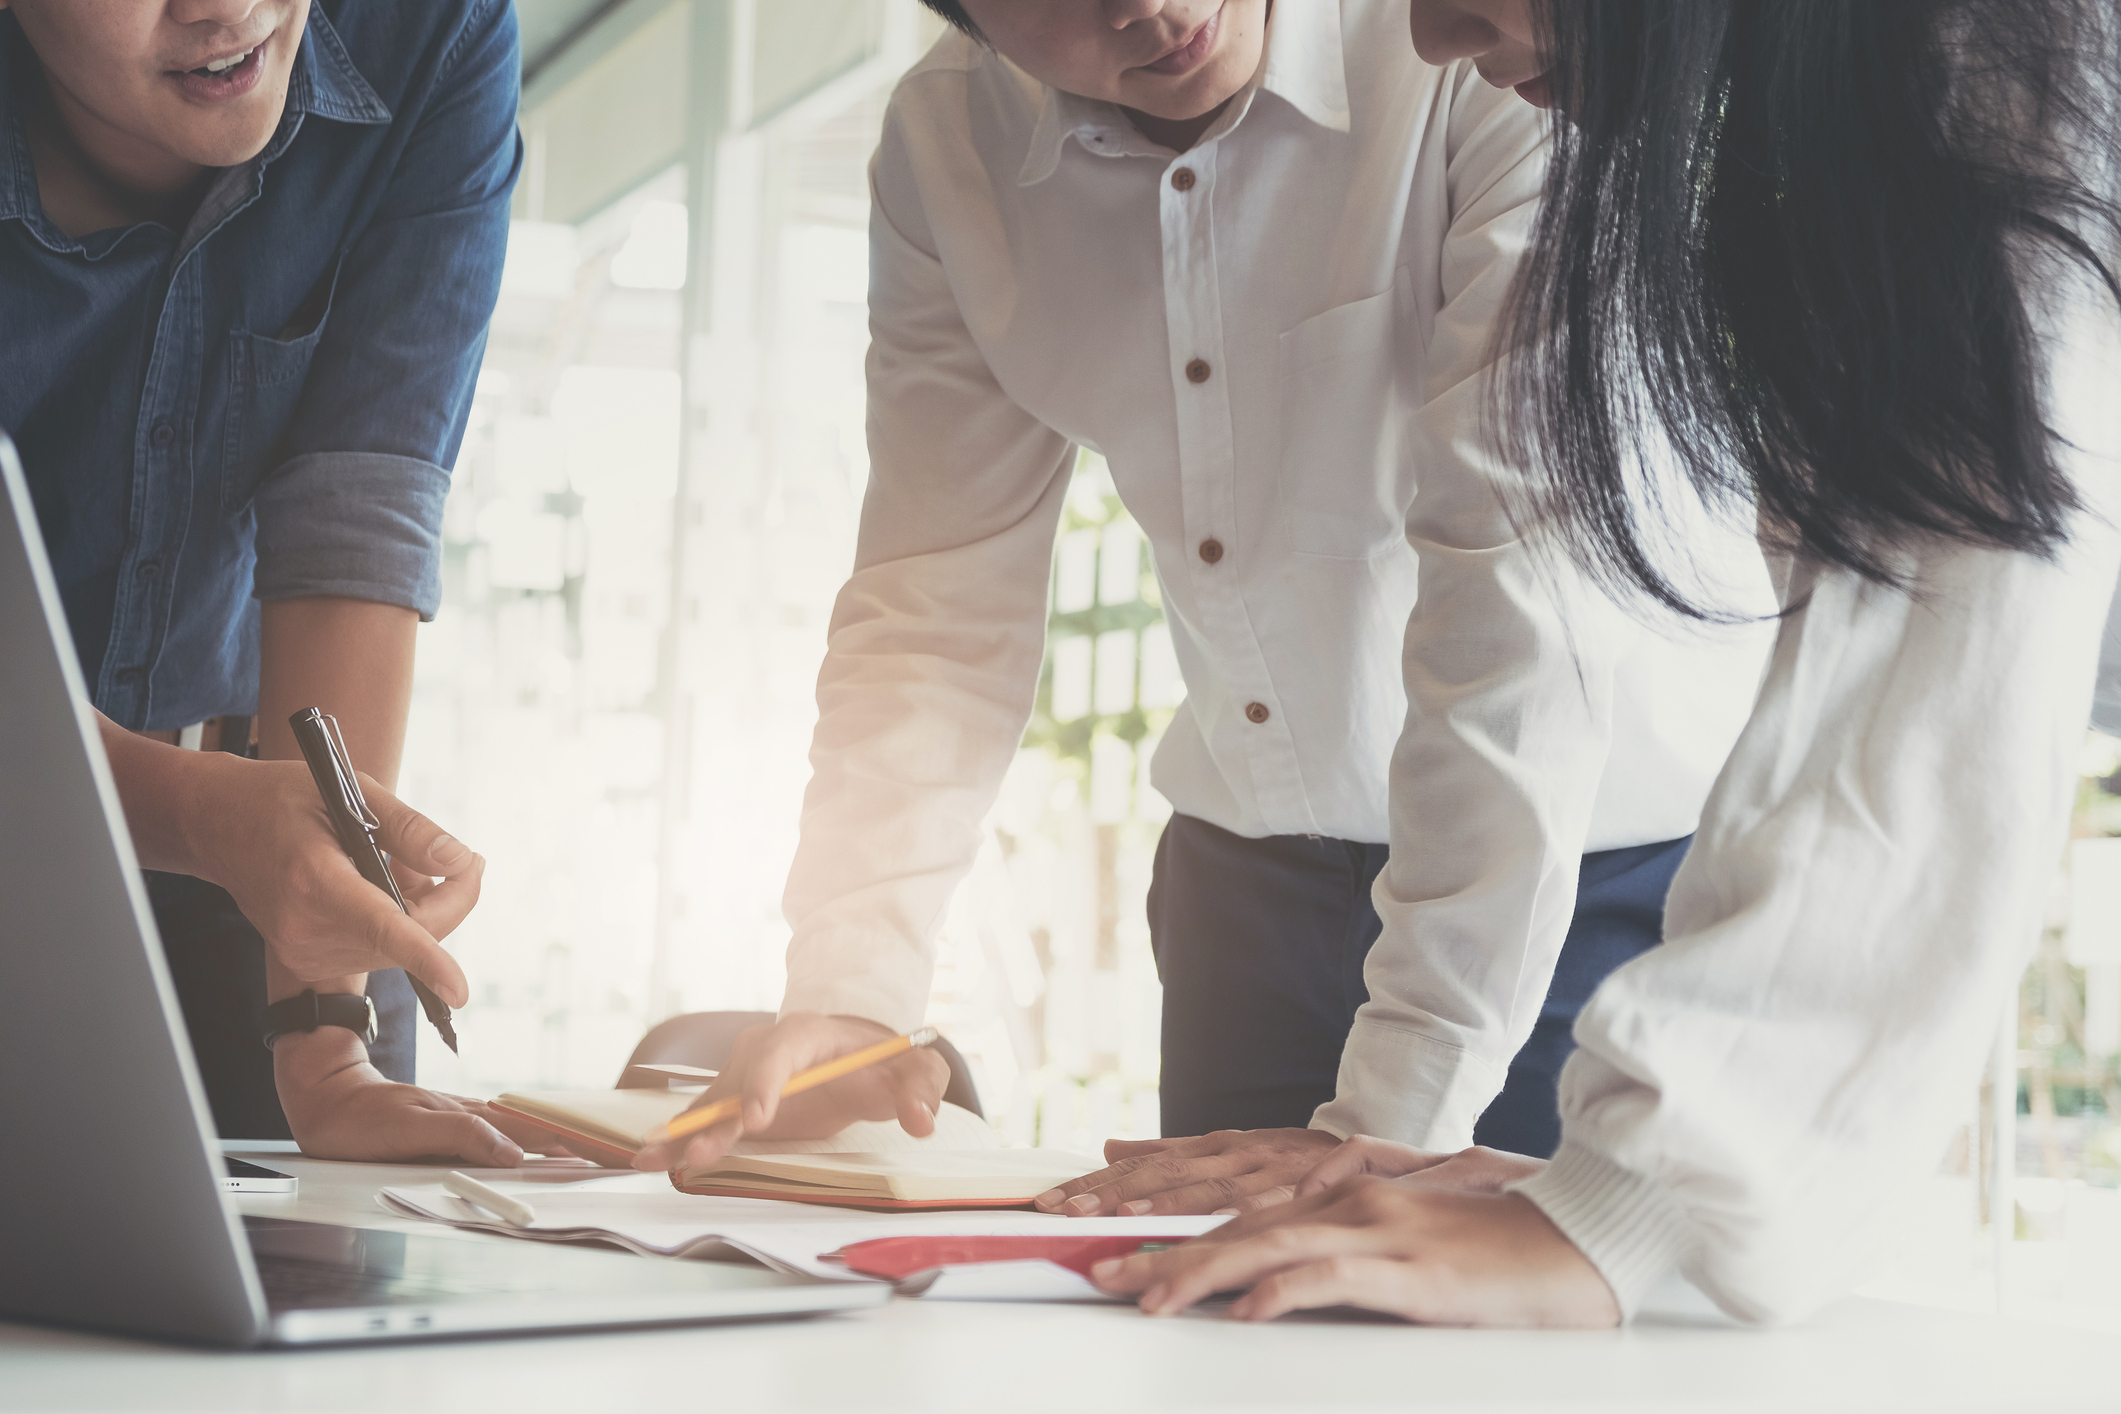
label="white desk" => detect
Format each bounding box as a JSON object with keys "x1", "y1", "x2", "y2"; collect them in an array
[{"x1": 0, "y1": 1151, "x2": 2108, "y2": 1413}]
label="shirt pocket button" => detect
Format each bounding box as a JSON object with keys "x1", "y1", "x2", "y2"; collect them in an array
[{"x1": 1245, "y1": 702, "x2": 1270, "y2": 725}]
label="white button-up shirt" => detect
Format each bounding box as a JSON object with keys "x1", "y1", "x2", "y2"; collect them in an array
[{"x1": 780, "y1": 2, "x2": 1772, "y2": 1138}]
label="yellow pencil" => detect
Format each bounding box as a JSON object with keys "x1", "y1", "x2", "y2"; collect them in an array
[{"x1": 646, "y1": 1026, "x2": 941, "y2": 1146}]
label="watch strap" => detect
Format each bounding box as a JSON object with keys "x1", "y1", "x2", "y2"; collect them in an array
[{"x1": 261, "y1": 990, "x2": 378, "y2": 1050}]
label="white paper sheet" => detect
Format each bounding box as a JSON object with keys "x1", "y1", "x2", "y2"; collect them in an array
[{"x1": 377, "y1": 1174, "x2": 1223, "y2": 1298}]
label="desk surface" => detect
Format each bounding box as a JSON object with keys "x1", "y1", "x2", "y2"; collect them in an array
[{"x1": 0, "y1": 1151, "x2": 2107, "y2": 1414}]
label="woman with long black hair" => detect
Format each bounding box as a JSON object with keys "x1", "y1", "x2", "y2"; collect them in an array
[{"x1": 1093, "y1": 0, "x2": 2121, "y2": 1326}]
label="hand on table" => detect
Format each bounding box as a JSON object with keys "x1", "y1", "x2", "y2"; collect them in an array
[
  {"x1": 631, "y1": 1012, "x2": 950, "y2": 1174},
  {"x1": 1292, "y1": 1137, "x2": 1546, "y2": 1200},
  {"x1": 1032, "y1": 1128, "x2": 1362, "y2": 1218},
  {"x1": 190, "y1": 753, "x2": 481, "y2": 1006},
  {"x1": 1089, "y1": 1171, "x2": 1620, "y2": 1328},
  {"x1": 274, "y1": 1029, "x2": 524, "y2": 1165}
]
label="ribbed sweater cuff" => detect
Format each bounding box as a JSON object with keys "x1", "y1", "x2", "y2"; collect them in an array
[{"x1": 1509, "y1": 1138, "x2": 1695, "y2": 1319}]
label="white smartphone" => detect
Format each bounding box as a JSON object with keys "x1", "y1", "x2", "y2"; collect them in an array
[{"x1": 222, "y1": 1157, "x2": 298, "y2": 1194}]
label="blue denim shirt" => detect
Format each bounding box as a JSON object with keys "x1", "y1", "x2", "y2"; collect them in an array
[{"x1": 0, "y1": 1, "x2": 519, "y2": 730}]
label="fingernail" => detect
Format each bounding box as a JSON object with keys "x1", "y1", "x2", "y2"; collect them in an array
[
  {"x1": 1064, "y1": 1194, "x2": 1101, "y2": 1216},
  {"x1": 1142, "y1": 1285, "x2": 1168, "y2": 1313},
  {"x1": 1119, "y1": 1200, "x2": 1152, "y2": 1217},
  {"x1": 1211, "y1": 1207, "x2": 1239, "y2": 1217},
  {"x1": 430, "y1": 834, "x2": 468, "y2": 866},
  {"x1": 1090, "y1": 1259, "x2": 1123, "y2": 1281},
  {"x1": 1033, "y1": 1189, "x2": 1063, "y2": 1210}
]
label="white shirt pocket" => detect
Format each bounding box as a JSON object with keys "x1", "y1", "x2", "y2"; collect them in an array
[{"x1": 1274, "y1": 266, "x2": 1418, "y2": 560}]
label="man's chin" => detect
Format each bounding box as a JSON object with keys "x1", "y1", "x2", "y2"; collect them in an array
[{"x1": 162, "y1": 114, "x2": 288, "y2": 172}]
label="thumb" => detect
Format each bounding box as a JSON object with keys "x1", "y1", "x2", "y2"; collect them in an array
[
  {"x1": 743, "y1": 1043, "x2": 804, "y2": 1132},
  {"x1": 400, "y1": 1107, "x2": 523, "y2": 1168},
  {"x1": 361, "y1": 776, "x2": 476, "y2": 878},
  {"x1": 890, "y1": 1057, "x2": 942, "y2": 1137}
]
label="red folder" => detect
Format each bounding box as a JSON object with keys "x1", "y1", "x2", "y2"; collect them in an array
[{"x1": 825, "y1": 1234, "x2": 1195, "y2": 1280}]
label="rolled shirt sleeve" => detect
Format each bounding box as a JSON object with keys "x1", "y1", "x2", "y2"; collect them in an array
[
  {"x1": 252, "y1": 0, "x2": 520, "y2": 618},
  {"x1": 250, "y1": 451, "x2": 452, "y2": 612}
]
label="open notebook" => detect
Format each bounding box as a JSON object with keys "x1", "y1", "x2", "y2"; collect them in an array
[
  {"x1": 491, "y1": 1090, "x2": 1093, "y2": 1210},
  {"x1": 377, "y1": 1173, "x2": 1225, "y2": 1299}
]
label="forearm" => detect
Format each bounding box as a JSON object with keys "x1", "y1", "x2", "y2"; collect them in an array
[
  {"x1": 1317, "y1": 495, "x2": 1628, "y2": 1148},
  {"x1": 256, "y1": 595, "x2": 417, "y2": 1004},
  {"x1": 1525, "y1": 529, "x2": 2121, "y2": 1323},
  {"x1": 781, "y1": 470, "x2": 1071, "y2": 1027},
  {"x1": 97, "y1": 714, "x2": 235, "y2": 877}
]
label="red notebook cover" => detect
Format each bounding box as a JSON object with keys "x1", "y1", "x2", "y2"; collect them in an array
[
  {"x1": 486, "y1": 1102, "x2": 642, "y2": 1169},
  {"x1": 826, "y1": 1235, "x2": 1196, "y2": 1279}
]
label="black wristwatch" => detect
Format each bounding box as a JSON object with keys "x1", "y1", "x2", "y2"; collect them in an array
[{"x1": 261, "y1": 990, "x2": 378, "y2": 1050}]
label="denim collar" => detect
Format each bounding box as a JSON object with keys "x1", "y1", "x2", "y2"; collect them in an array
[{"x1": 0, "y1": 8, "x2": 389, "y2": 237}]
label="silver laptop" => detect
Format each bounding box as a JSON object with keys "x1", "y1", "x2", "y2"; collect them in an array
[{"x1": 0, "y1": 433, "x2": 887, "y2": 1347}]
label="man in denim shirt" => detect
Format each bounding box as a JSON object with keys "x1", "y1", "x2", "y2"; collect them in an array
[{"x1": 0, "y1": 0, "x2": 532, "y2": 1161}]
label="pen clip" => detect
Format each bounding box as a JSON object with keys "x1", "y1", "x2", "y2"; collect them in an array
[{"x1": 316, "y1": 712, "x2": 379, "y2": 832}]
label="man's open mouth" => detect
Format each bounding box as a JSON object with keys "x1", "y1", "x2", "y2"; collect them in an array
[{"x1": 181, "y1": 42, "x2": 264, "y2": 80}]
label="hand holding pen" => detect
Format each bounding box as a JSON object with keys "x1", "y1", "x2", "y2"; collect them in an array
[{"x1": 286, "y1": 708, "x2": 477, "y2": 1050}]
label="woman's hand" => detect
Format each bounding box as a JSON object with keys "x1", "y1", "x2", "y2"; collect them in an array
[
  {"x1": 1290, "y1": 1138, "x2": 1546, "y2": 1201},
  {"x1": 185, "y1": 752, "x2": 480, "y2": 1006},
  {"x1": 1089, "y1": 1172, "x2": 1620, "y2": 1328},
  {"x1": 274, "y1": 1028, "x2": 523, "y2": 1165}
]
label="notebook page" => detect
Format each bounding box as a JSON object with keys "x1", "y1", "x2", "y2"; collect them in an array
[
  {"x1": 695, "y1": 1148, "x2": 1097, "y2": 1200},
  {"x1": 377, "y1": 1178, "x2": 1224, "y2": 1285},
  {"x1": 493, "y1": 1089, "x2": 688, "y2": 1149}
]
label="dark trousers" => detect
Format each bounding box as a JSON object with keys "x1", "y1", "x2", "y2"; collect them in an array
[
  {"x1": 148, "y1": 872, "x2": 417, "y2": 1139},
  {"x1": 1147, "y1": 813, "x2": 1690, "y2": 1158}
]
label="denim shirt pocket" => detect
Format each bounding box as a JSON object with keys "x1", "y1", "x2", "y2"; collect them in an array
[
  {"x1": 1273, "y1": 265, "x2": 1419, "y2": 560},
  {"x1": 222, "y1": 256, "x2": 342, "y2": 513}
]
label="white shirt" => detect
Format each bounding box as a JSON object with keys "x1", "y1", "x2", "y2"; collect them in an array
[
  {"x1": 780, "y1": 4, "x2": 1771, "y2": 1111},
  {"x1": 1509, "y1": 244, "x2": 2121, "y2": 1321}
]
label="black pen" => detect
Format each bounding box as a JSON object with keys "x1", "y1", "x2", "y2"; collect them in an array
[{"x1": 288, "y1": 707, "x2": 459, "y2": 1053}]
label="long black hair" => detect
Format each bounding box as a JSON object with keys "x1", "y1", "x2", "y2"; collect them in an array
[{"x1": 1505, "y1": 0, "x2": 2121, "y2": 618}]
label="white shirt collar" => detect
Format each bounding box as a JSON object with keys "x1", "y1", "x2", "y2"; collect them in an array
[{"x1": 1015, "y1": 1, "x2": 1352, "y2": 187}]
